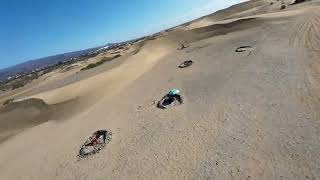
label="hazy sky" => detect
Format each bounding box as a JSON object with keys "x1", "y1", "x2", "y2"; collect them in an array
[{"x1": 0, "y1": 0, "x2": 242, "y2": 69}]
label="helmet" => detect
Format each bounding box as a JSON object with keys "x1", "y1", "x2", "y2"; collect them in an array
[{"x1": 169, "y1": 89, "x2": 180, "y2": 96}]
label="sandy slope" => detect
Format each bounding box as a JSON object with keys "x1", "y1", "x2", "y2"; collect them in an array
[
  {"x1": 30, "y1": 38, "x2": 177, "y2": 104},
  {"x1": 1, "y1": 0, "x2": 320, "y2": 179}
]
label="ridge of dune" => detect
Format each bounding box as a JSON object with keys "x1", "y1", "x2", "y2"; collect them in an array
[
  {"x1": 184, "y1": 0, "x2": 272, "y2": 30},
  {"x1": 31, "y1": 38, "x2": 177, "y2": 105}
]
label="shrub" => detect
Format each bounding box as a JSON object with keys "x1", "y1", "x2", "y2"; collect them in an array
[
  {"x1": 11, "y1": 81, "x2": 25, "y2": 90},
  {"x1": 3, "y1": 98, "x2": 14, "y2": 105},
  {"x1": 80, "y1": 55, "x2": 121, "y2": 71}
]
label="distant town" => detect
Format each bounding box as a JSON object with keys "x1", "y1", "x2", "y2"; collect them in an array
[{"x1": 0, "y1": 42, "x2": 133, "y2": 92}]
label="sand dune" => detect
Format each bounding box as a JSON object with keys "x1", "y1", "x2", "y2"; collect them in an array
[
  {"x1": 0, "y1": 0, "x2": 320, "y2": 179},
  {"x1": 30, "y1": 38, "x2": 178, "y2": 105},
  {"x1": 0, "y1": 98, "x2": 79, "y2": 143},
  {"x1": 185, "y1": 0, "x2": 272, "y2": 29}
]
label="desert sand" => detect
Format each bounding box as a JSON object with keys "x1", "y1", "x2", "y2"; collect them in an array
[{"x1": 1, "y1": 0, "x2": 320, "y2": 179}]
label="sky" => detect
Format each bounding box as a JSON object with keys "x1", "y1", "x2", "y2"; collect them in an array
[{"x1": 0, "y1": 0, "x2": 242, "y2": 69}]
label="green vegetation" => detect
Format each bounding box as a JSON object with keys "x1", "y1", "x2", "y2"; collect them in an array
[
  {"x1": 11, "y1": 81, "x2": 25, "y2": 90},
  {"x1": 81, "y1": 55, "x2": 121, "y2": 71},
  {"x1": 81, "y1": 60, "x2": 106, "y2": 71}
]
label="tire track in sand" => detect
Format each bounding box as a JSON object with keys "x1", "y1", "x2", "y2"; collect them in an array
[{"x1": 289, "y1": 8, "x2": 320, "y2": 51}]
